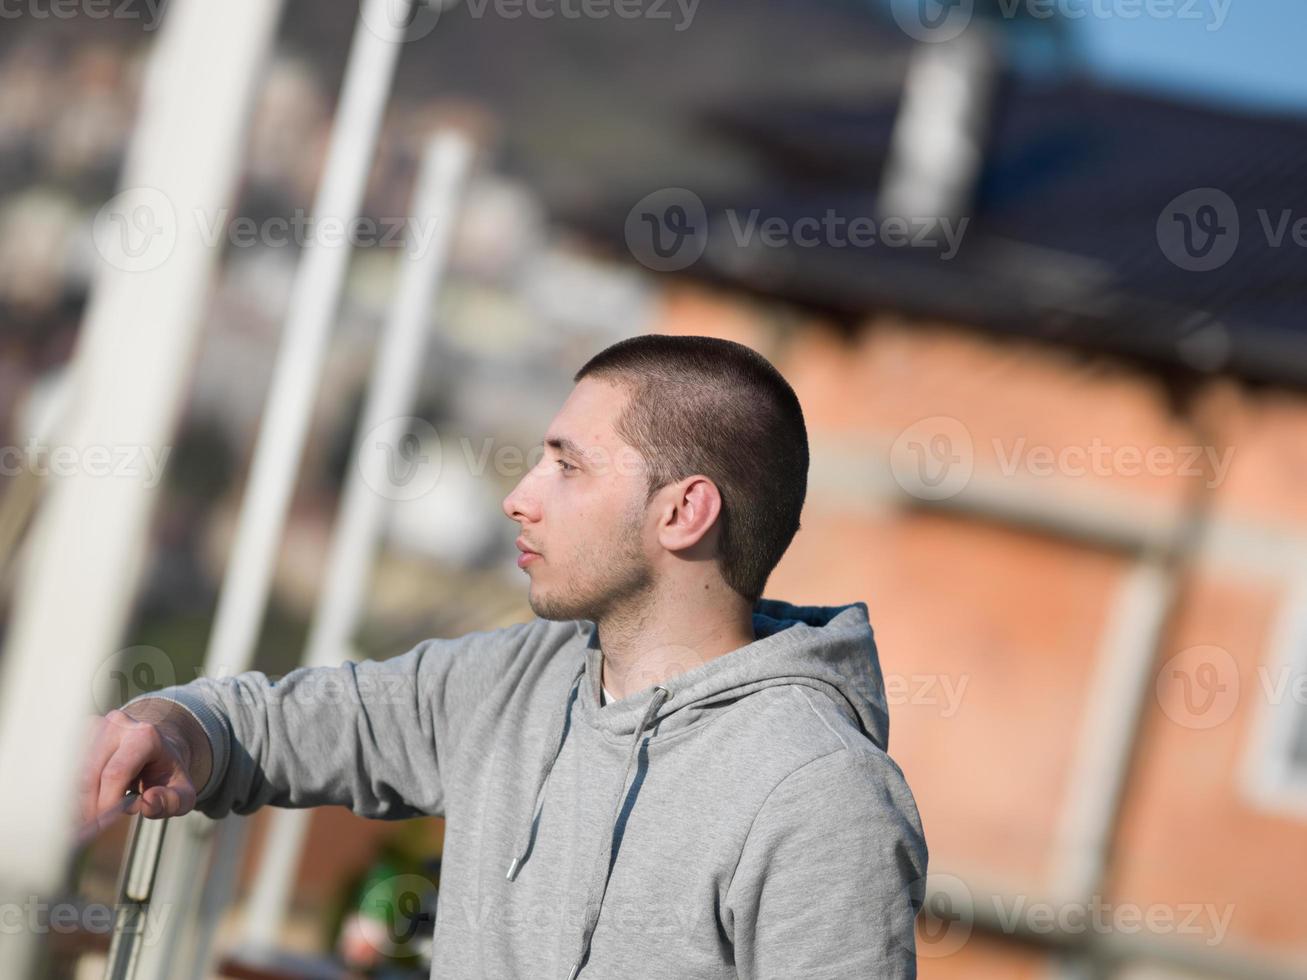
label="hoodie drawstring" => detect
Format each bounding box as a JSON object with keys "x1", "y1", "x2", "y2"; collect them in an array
[
  {"x1": 501, "y1": 658, "x2": 670, "y2": 980},
  {"x1": 504, "y1": 659, "x2": 587, "y2": 882},
  {"x1": 566, "y1": 685, "x2": 669, "y2": 980}
]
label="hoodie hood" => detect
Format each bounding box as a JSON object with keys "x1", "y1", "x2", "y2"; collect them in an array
[
  {"x1": 504, "y1": 597, "x2": 891, "y2": 979},
  {"x1": 577, "y1": 597, "x2": 889, "y2": 748}
]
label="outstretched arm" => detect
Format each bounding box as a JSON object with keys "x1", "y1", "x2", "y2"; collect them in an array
[{"x1": 81, "y1": 621, "x2": 535, "y2": 824}]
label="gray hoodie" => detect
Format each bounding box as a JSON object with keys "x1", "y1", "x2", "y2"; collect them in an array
[{"x1": 135, "y1": 597, "x2": 928, "y2": 978}]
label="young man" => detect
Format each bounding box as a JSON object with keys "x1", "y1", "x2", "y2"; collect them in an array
[{"x1": 82, "y1": 334, "x2": 929, "y2": 978}]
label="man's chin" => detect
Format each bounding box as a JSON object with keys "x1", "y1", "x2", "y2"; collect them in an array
[
  {"x1": 528, "y1": 586, "x2": 597, "y2": 624},
  {"x1": 527, "y1": 589, "x2": 573, "y2": 623}
]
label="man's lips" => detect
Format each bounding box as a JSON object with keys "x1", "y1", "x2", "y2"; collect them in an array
[{"x1": 516, "y1": 537, "x2": 542, "y2": 568}]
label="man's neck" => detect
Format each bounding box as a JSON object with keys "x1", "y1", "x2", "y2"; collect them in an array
[{"x1": 596, "y1": 597, "x2": 756, "y2": 700}]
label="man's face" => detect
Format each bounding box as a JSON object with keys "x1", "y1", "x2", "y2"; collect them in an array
[{"x1": 501, "y1": 377, "x2": 656, "y2": 622}]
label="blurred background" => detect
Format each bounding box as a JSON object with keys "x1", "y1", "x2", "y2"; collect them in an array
[{"x1": 0, "y1": 0, "x2": 1305, "y2": 977}]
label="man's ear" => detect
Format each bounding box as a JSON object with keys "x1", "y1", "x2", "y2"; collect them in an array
[{"x1": 658, "y1": 475, "x2": 722, "y2": 553}]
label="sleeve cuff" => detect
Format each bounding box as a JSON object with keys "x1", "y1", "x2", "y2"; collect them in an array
[{"x1": 124, "y1": 688, "x2": 230, "y2": 804}]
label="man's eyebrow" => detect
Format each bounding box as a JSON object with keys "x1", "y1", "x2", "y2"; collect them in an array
[{"x1": 545, "y1": 435, "x2": 588, "y2": 460}]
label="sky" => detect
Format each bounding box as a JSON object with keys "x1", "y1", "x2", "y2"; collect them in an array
[
  {"x1": 1056, "y1": 0, "x2": 1307, "y2": 115},
  {"x1": 874, "y1": 0, "x2": 1306, "y2": 117}
]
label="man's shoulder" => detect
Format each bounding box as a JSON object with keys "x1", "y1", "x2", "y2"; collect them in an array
[
  {"x1": 731, "y1": 683, "x2": 872, "y2": 754},
  {"x1": 716, "y1": 683, "x2": 912, "y2": 801},
  {"x1": 732, "y1": 687, "x2": 925, "y2": 845}
]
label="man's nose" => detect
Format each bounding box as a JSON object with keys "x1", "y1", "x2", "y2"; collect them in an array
[
  {"x1": 502, "y1": 478, "x2": 531, "y2": 522},
  {"x1": 503, "y1": 452, "x2": 547, "y2": 521}
]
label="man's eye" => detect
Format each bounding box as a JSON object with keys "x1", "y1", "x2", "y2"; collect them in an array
[{"x1": 557, "y1": 460, "x2": 578, "y2": 473}]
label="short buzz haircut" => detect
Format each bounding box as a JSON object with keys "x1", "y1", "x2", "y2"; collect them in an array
[{"x1": 574, "y1": 333, "x2": 809, "y2": 605}]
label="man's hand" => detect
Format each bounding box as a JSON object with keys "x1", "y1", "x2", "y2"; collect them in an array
[{"x1": 79, "y1": 701, "x2": 212, "y2": 829}]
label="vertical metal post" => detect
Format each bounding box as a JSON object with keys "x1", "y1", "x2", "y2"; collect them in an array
[
  {"x1": 134, "y1": 3, "x2": 424, "y2": 977},
  {"x1": 103, "y1": 817, "x2": 169, "y2": 980},
  {"x1": 240, "y1": 129, "x2": 474, "y2": 953}
]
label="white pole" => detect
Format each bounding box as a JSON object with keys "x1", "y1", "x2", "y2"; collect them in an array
[
  {"x1": 200, "y1": 0, "x2": 420, "y2": 694},
  {"x1": 1049, "y1": 557, "x2": 1175, "y2": 905},
  {"x1": 0, "y1": 0, "x2": 282, "y2": 975},
  {"x1": 134, "y1": 3, "x2": 424, "y2": 977},
  {"x1": 240, "y1": 129, "x2": 473, "y2": 953}
]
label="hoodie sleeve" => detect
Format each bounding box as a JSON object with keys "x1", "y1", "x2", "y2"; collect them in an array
[
  {"x1": 124, "y1": 622, "x2": 534, "y2": 821},
  {"x1": 724, "y1": 746, "x2": 929, "y2": 980}
]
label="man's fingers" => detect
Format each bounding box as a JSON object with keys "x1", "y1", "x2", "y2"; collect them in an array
[
  {"x1": 138, "y1": 786, "x2": 171, "y2": 818},
  {"x1": 78, "y1": 719, "x2": 121, "y2": 824},
  {"x1": 95, "y1": 737, "x2": 154, "y2": 818},
  {"x1": 164, "y1": 768, "x2": 197, "y2": 817},
  {"x1": 137, "y1": 769, "x2": 195, "y2": 819}
]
